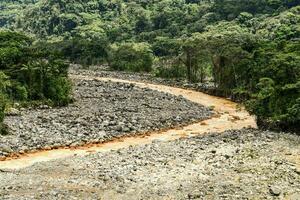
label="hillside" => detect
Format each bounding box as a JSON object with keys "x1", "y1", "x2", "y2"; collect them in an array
[
  {"x1": 0, "y1": 0, "x2": 37, "y2": 28},
  {"x1": 3, "y1": 0, "x2": 299, "y2": 40}
]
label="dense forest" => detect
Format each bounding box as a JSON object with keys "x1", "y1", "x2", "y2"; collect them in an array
[
  {"x1": 0, "y1": 0, "x2": 299, "y2": 132},
  {"x1": 0, "y1": 31, "x2": 71, "y2": 134}
]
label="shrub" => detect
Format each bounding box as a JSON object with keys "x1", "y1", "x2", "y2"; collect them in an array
[
  {"x1": 46, "y1": 77, "x2": 72, "y2": 106},
  {"x1": 0, "y1": 72, "x2": 9, "y2": 124},
  {"x1": 0, "y1": 93, "x2": 6, "y2": 123},
  {"x1": 56, "y1": 36, "x2": 109, "y2": 67},
  {"x1": 154, "y1": 65, "x2": 186, "y2": 79},
  {"x1": 10, "y1": 82, "x2": 28, "y2": 101},
  {"x1": 109, "y1": 42, "x2": 154, "y2": 72},
  {"x1": 0, "y1": 92, "x2": 7, "y2": 135}
]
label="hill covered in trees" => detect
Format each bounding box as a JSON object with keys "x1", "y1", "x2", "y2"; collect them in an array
[{"x1": 1, "y1": 0, "x2": 300, "y2": 132}]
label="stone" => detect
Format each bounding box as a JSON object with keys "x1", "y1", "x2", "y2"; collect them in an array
[
  {"x1": 1, "y1": 70, "x2": 212, "y2": 172},
  {"x1": 20, "y1": 146, "x2": 28, "y2": 152},
  {"x1": 269, "y1": 186, "x2": 281, "y2": 196},
  {"x1": 122, "y1": 127, "x2": 130, "y2": 132},
  {"x1": 115, "y1": 125, "x2": 123, "y2": 132},
  {"x1": 39, "y1": 105, "x2": 49, "y2": 109},
  {"x1": 0, "y1": 144, "x2": 13, "y2": 153}
]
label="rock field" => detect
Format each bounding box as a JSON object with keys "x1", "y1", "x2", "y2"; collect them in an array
[{"x1": 0, "y1": 129, "x2": 299, "y2": 199}]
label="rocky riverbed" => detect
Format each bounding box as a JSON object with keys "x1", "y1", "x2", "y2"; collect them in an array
[
  {"x1": 0, "y1": 77, "x2": 212, "y2": 158},
  {"x1": 0, "y1": 129, "x2": 299, "y2": 199},
  {"x1": 0, "y1": 69, "x2": 299, "y2": 199}
]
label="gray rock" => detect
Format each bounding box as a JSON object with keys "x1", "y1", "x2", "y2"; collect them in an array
[
  {"x1": 115, "y1": 125, "x2": 123, "y2": 132},
  {"x1": 295, "y1": 168, "x2": 300, "y2": 175},
  {"x1": 269, "y1": 186, "x2": 281, "y2": 196},
  {"x1": 0, "y1": 144, "x2": 13, "y2": 153},
  {"x1": 122, "y1": 127, "x2": 130, "y2": 132},
  {"x1": 0, "y1": 69, "x2": 216, "y2": 186},
  {"x1": 1, "y1": 128, "x2": 298, "y2": 199}
]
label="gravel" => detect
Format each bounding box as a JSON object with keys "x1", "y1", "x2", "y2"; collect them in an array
[
  {"x1": 0, "y1": 129, "x2": 299, "y2": 199},
  {"x1": 1, "y1": 77, "x2": 212, "y2": 157}
]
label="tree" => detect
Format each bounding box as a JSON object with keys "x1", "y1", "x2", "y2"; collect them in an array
[
  {"x1": 0, "y1": 72, "x2": 10, "y2": 135},
  {"x1": 0, "y1": 31, "x2": 72, "y2": 106},
  {"x1": 108, "y1": 42, "x2": 154, "y2": 72},
  {"x1": 185, "y1": 22, "x2": 256, "y2": 87},
  {"x1": 245, "y1": 41, "x2": 300, "y2": 130}
]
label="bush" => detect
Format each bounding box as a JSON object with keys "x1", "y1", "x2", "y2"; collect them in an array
[
  {"x1": 0, "y1": 94, "x2": 6, "y2": 123},
  {"x1": 46, "y1": 77, "x2": 72, "y2": 106},
  {"x1": 10, "y1": 82, "x2": 28, "y2": 101},
  {"x1": 243, "y1": 41, "x2": 300, "y2": 131},
  {"x1": 108, "y1": 42, "x2": 154, "y2": 72},
  {"x1": 154, "y1": 65, "x2": 186, "y2": 79},
  {"x1": 0, "y1": 72, "x2": 9, "y2": 124},
  {"x1": 56, "y1": 36, "x2": 109, "y2": 67},
  {"x1": 0, "y1": 93, "x2": 7, "y2": 135}
]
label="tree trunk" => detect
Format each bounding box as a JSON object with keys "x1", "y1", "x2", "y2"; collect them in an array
[{"x1": 186, "y1": 50, "x2": 192, "y2": 82}]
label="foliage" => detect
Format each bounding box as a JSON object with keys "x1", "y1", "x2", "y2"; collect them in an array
[
  {"x1": 245, "y1": 41, "x2": 300, "y2": 130},
  {"x1": 46, "y1": 76, "x2": 72, "y2": 106},
  {"x1": 0, "y1": 76, "x2": 8, "y2": 123},
  {"x1": 0, "y1": 94, "x2": 7, "y2": 135},
  {"x1": 0, "y1": 71, "x2": 9, "y2": 134},
  {"x1": 108, "y1": 42, "x2": 154, "y2": 72},
  {"x1": 52, "y1": 36, "x2": 109, "y2": 67},
  {"x1": 154, "y1": 65, "x2": 186, "y2": 79},
  {"x1": 0, "y1": 31, "x2": 72, "y2": 105},
  {"x1": 212, "y1": 0, "x2": 300, "y2": 20}
]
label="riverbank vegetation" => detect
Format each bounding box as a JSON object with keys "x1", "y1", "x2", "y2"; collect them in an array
[
  {"x1": 0, "y1": 0, "x2": 299, "y2": 131},
  {"x1": 0, "y1": 31, "x2": 72, "y2": 134}
]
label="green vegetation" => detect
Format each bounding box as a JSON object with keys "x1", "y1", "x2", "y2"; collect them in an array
[
  {"x1": 1, "y1": 0, "x2": 299, "y2": 131},
  {"x1": 0, "y1": 72, "x2": 8, "y2": 134},
  {"x1": 0, "y1": 0, "x2": 38, "y2": 28},
  {"x1": 245, "y1": 41, "x2": 300, "y2": 130},
  {"x1": 108, "y1": 42, "x2": 153, "y2": 72},
  {"x1": 0, "y1": 31, "x2": 72, "y2": 134}
]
